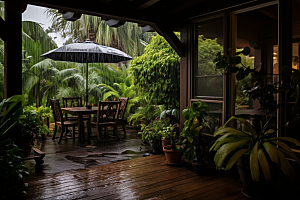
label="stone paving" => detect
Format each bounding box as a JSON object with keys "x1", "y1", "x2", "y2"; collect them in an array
[{"x1": 25, "y1": 127, "x2": 152, "y2": 176}]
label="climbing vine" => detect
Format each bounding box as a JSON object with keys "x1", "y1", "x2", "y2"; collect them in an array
[{"x1": 130, "y1": 34, "x2": 180, "y2": 109}]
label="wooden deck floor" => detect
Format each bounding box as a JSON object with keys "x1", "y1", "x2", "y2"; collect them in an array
[{"x1": 23, "y1": 155, "x2": 247, "y2": 200}]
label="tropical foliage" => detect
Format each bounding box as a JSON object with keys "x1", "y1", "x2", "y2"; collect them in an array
[
  {"x1": 173, "y1": 100, "x2": 211, "y2": 163},
  {"x1": 0, "y1": 95, "x2": 28, "y2": 198},
  {"x1": 130, "y1": 34, "x2": 180, "y2": 109},
  {"x1": 0, "y1": 136, "x2": 29, "y2": 198},
  {"x1": 45, "y1": 9, "x2": 156, "y2": 57},
  {"x1": 197, "y1": 36, "x2": 223, "y2": 76},
  {"x1": 210, "y1": 116, "x2": 300, "y2": 182},
  {"x1": 211, "y1": 47, "x2": 300, "y2": 183}
]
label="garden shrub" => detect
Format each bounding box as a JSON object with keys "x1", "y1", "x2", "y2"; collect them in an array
[{"x1": 130, "y1": 34, "x2": 180, "y2": 109}]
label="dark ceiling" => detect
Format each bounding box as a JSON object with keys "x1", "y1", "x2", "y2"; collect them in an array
[{"x1": 27, "y1": 0, "x2": 272, "y2": 30}]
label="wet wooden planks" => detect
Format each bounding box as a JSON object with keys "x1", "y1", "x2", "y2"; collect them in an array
[{"x1": 23, "y1": 155, "x2": 247, "y2": 200}]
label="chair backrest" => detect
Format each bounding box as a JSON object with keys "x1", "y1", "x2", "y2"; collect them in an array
[
  {"x1": 50, "y1": 99, "x2": 64, "y2": 123},
  {"x1": 118, "y1": 97, "x2": 129, "y2": 119},
  {"x1": 62, "y1": 97, "x2": 83, "y2": 108},
  {"x1": 97, "y1": 101, "x2": 121, "y2": 123}
]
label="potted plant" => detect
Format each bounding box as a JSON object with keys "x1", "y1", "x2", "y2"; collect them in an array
[
  {"x1": 139, "y1": 117, "x2": 170, "y2": 154},
  {"x1": 162, "y1": 124, "x2": 182, "y2": 165},
  {"x1": 210, "y1": 47, "x2": 300, "y2": 197},
  {"x1": 21, "y1": 110, "x2": 50, "y2": 156},
  {"x1": 24, "y1": 105, "x2": 51, "y2": 140},
  {"x1": 163, "y1": 144, "x2": 183, "y2": 165},
  {"x1": 173, "y1": 100, "x2": 211, "y2": 173},
  {"x1": 161, "y1": 124, "x2": 175, "y2": 149}
]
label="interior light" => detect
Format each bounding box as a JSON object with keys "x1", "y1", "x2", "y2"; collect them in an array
[
  {"x1": 250, "y1": 56, "x2": 255, "y2": 59},
  {"x1": 273, "y1": 52, "x2": 277, "y2": 55},
  {"x1": 273, "y1": 57, "x2": 277, "y2": 59}
]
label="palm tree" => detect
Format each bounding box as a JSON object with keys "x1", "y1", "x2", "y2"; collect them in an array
[
  {"x1": 99, "y1": 82, "x2": 140, "y2": 118},
  {"x1": 45, "y1": 9, "x2": 156, "y2": 57},
  {"x1": 57, "y1": 64, "x2": 103, "y2": 104},
  {"x1": 21, "y1": 21, "x2": 58, "y2": 106}
]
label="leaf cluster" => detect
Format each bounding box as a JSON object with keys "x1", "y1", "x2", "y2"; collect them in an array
[
  {"x1": 21, "y1": 110, "x2": 50, "y2": 138},
  {"x1": 212, "y1": 47, "x2": 300, "y2": 182},
  {"x1": 210, "y1": 116, "x2": 300, "y2": 182},
  {"x1": 139, "y1": 117, "x2": 171, "y2": 151},
  {"x1": 128, "y1": 101, "x2": 165, "y2": 126},
  {"x1": 161, "y1": 124, "x2": 177, "y2": 140},
  {"x1": 0, "y1": 135, "x2": 29, "y2": 198},
  {"x1": 130, "y1": 34, "x2": 180, "y2": 109},
  {"x1": 214, "y1": 47, "x2": 300, "y2": 114},
  {"x1": 0, "y1": 95, "x2": 25, "y2": 136},
  {"x1": 174, "y1": 100, "x2": 211, "y2": 162}
]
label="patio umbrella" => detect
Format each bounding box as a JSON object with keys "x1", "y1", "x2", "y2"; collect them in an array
[{"x1": 40, "y1": 40, "x2": 132, "y2": 107}]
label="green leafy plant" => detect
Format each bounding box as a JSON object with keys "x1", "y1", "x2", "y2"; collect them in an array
[
  {"x1": 139, "y1": 118, "x2": 171, "y2": 152},
  {"x1": 128, "y1": 100, "x2": 165, "y2": 126},
  {"x1": 211, "y1": 47, "x2": 300, "y2": 182},
  {"x1": 161, "y1": 124, "x2": 176, "y2": 140},
  {"x1": 173, "y1": 100, "x2": 211, "y2": 163},
  {"x1": 0, "y1": 95, "x2": 28, "y2": 198},
  {"x1": 160, "y1": 108, "x2": 180, "y2": 125},
  {"x1": 0, "y1": 95, "x2": 25, "y2": 136},
  {"x1": 21, "y1": 110, "x2": 50, "y2": 138},
  {"x1": 24, "y1": 104, "x2": 52, "y2": 118},
  {"x1": 130, "y1": 34, "x2": 180, "y2": 109},
  {"x1": 210, "y1": 116, "x2": 300, "y2": 182},
  {"x1": 0, "y1": 135, "x2": 29, "y2": 197}
]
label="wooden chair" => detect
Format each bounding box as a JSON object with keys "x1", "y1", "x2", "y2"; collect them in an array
[
  {"x1": 62, "y1": 96, "x2": 90, "y2": 121},
  {"x1": 50, "y1": 99, "x2": 78, "y2": 144},
  {"x1": 62, "y1": 96, "x2": 91, "y2": 136},
  {"x1": 118, "y1": 97, "x2": 129, "y2": 134},
  {"x1": 90, "y1": 101, "x2": 121, "y2": 141}
]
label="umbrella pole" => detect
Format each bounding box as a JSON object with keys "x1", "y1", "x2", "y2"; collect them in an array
[{"x1": 86, "y1": 61, "x2": 88, "y2": 108}]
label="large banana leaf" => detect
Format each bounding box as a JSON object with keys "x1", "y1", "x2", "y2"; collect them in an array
[
  {"x1": 258, "y1": 148, "x2": 271, "y2": 182},
  {"x1": 275, "y1": 149, "x2": 296, "y2": 181},
  {"x1": 269, "y1": 137, "x2": 300, "y2": 146},
  {"x1": 250, "y1": 142, "x2": 260, "y2": 181},
  {"x1": 262, "y1": 142, "x2": 278, "y2": 164},
  {"x1": 225, "y1": 149, "x2": 249, "y2": 171},
  {"x1": 214, "y1": 140, "x2": 248, "y2": 169}
]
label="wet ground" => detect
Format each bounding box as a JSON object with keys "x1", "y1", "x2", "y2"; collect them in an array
[{"x1": 25, "y1": 127, "x2": 152, "y2": 176}]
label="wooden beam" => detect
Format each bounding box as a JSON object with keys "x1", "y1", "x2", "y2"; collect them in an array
[
  {"x1": 28, "y1": 0, "x2": 156, "y2": 25},
  {"x1": 223, "y1": 12, "x2": 236, "y2": 127},
  {"x1": 166, "y1": 0, "x2": 206, "y2": 15},
  {"x1": 136, "y1": 0, "x2": 160, "y2": 11},
  {"x1": 0, "y1": 17, "x2": 6, "y2": 41},
  {"x1": 4, "y1": 0, "x2": 22, "y2": 98},
  {"x1": 278, "y1": 0, "x2": 292, "y2": 137},
  {"x1": 258, "y1": 9, "x2": 278, "y2": 20},
  {"x1": 179, "y1": 21, "x2": 196, "y2": 131},
  {"x1": 152, "y1": 23, "x2": 185, "y2": 57}
]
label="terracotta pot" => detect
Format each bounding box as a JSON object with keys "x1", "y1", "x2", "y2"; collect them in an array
[
  {"x1": 17, "y1": 140, "x2": 32, "y2": 157},
  {"x1": 192, "y1": 161, "x2": 208, "y2": 175},
  {"x1": 140, "y1": 120, "x2": 145, "y2": 124},
  {"x1": 163, "y1": 145, "x2": 182, "y2": 164},
  {"x1": 236, "y1": 156, "x2": 278, "y2": 198},
  {"x1": 161, "y1": 138, "x2": 171, "y2": 149}
]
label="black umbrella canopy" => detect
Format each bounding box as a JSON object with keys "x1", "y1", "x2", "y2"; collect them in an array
[
  {"x1": 40, "y1": 40, "x2": 133, "y2": 107},
  {"x1": 40, "y1": 40, "x2": 133, "y2": 63}
]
